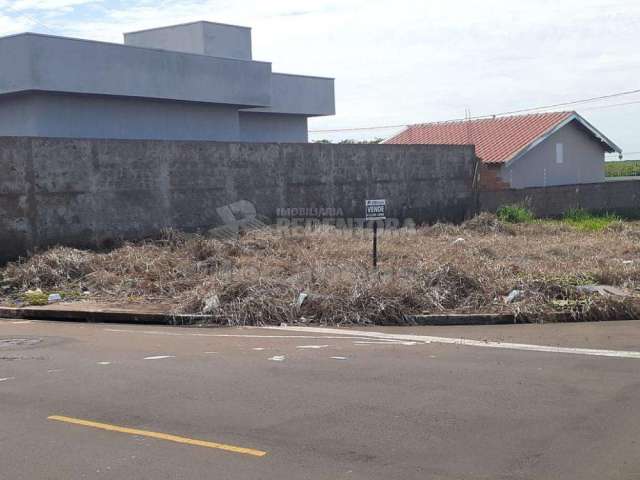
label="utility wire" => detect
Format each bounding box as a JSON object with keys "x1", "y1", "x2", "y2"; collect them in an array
[
  {"x1": 483, "y1": 88, "x2": 640, "y2": 117},
  {"x1": 607, "y1": 151, "x2": 640, "y2": 156},
  {"x1": 581, "y1": 99, "x2": 640, "y2": 112},
  {"x1": 310, "y1": 124, "x2": 408, "y2": 134},
  {"x1": 310, "y1": 87, "x2": 640, "y2": 134}
]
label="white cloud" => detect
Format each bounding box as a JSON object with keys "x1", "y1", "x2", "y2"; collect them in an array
[
  {"x1": 0, "y1": 13, "x2": 35, "y2": 33},
  {"x1": 5, "y1": 0, "x2": 99, "y2": 11}
]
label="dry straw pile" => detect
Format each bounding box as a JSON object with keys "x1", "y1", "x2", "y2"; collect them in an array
[{"x1": 2, "y1": 213, "x2": 639, "y2": 325}]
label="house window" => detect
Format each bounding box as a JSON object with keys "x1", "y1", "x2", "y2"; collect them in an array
[{"x1": 555, "y1": 143, "x2": 564, "y2": 164}]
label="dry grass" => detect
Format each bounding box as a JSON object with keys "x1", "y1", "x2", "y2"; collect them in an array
[{"x1": 2, "y1": 214, "x2": 640, "y2": 325}]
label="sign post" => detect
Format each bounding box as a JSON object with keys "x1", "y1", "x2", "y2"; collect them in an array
[{"x1": 365, "y1": 199, "x2": 386, "y2": 268}]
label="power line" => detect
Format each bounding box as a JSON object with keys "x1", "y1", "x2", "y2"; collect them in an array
[
  {"x1": 581, "y1": 99, "x2": 640, "y2": 112},
  {"x1": 310, "y1": 124, "x2": 408, "y2": 134},
  {"x1": 608, "y1": 155, "x2": 640, "y2": 159},
  {"x1": 607, "y1": 151, "x2": 640, "y2": 156},
  {"x1": 310, "y1": 87, "x2": 640, "y2": 134},
  {"x1": 488, "y1": 87, "x2": 640, "y2": 117}
]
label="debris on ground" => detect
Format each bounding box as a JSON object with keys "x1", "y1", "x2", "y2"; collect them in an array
[
  {"x1": 202, "y1": 294, "x2": 220, "y2": 314},
  {"x1": 504, "y1": 290, "x2": 525, "y2": 304},
  {"x1": 296, "y1": 293, "x2": 309, "y2": 307},
  {"x1": 47, "y1": 293, "x2": 63, "y2": 304},
  {"x1": 576, "y1": 285, "x2": 633, "y2": 297}
]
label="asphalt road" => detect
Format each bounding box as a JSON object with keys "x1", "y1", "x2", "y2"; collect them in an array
[{"x1": 1, "y1": 319, "x2": 639, "y2": 479}]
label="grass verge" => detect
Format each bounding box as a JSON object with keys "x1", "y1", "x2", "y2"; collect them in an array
[
  {"x1": 496, "y1": 204, "x2": 534, "y2": 224},
  {"x1": 561, "y1": 208, "x2": 621, "y2": 232}
]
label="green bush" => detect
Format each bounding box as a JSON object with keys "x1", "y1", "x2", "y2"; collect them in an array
[
  {"x1": 22, "y1": 290, "x2": 49, "y2": 306},
  {"x1": 496, "y1": 204, "x2": 534, "y2": 223}
]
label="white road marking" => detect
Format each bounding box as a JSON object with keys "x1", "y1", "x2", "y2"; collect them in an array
[
  {"x1": 296, "y1": 345, "x2": 329, "y2": 349},
  {"x1": 143, "y1": 355, "x2": 176, "y2": 360},
  {"x1": 10, "y1": 321, "x2": 31, "y2": 324},
  {"x1": 104, "y1": 329, "x2": 358, "y2": 340},
  {"x1": 204, "y1": 352, "x2": 218, "y2": 354},
  {"x1": 353, "y1": 341, "x2": 417, "y2": 346},
  {"x1": 0, "y1": 377, "x2": 15, "y2": 382},
  {"x1": 268, "y1": 355, "x2": 286, "y2": 362},
  {"x1": 47, "y1": 369, "x2": 63, "y2": 373},
  {"x1": 97, "y1": 362, "x2": 112, "y2": 365},
  {"x1": 330, "y1": 356, "x2": 348, "y2": 360},
  {"x1": 252, "y1": 348, "x2": 265, "y2": 351},
  {"x1": 265, "y1": 326, "x2": 640, "y2": 360}
]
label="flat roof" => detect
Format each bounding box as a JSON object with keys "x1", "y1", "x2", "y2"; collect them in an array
[
  {"x1": 0, "y1": 31, "x2": 267, "y2": 66},
  {"x1": 273, "y1": 72, "x2": 335, "y2": 82},
  {"x1": 124, "y1": 20, "x2": 252, "y2": 35}
]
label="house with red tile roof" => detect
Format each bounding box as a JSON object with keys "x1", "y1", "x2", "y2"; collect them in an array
[{"x1": 385, "y1": 111, "x2": 621, "y2": 190}]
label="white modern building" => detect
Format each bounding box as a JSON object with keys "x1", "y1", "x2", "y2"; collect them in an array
[{"x1": 0, "y1": 21, "x2": 335, "y2": 142}]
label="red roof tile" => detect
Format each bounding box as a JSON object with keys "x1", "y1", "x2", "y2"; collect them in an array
[{"x1": 386, "y1": 111, "x2": 575, "y2": 164}]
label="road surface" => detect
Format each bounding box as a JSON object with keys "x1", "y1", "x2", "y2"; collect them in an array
[{"x1": 1, "y1": 319, "x2": 639, "y2": 479}]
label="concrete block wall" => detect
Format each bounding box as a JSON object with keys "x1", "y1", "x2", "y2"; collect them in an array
[
  {"x1": 479, "y1": 179, "x2": 640, "y2": 218},
  {"x1": 0, "y1": 137, "x2": 477, "y2": 263}
]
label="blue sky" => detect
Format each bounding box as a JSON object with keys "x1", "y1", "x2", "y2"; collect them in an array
[{"x1": 1, "y1": 0, "x2": 639, "y2": 157}]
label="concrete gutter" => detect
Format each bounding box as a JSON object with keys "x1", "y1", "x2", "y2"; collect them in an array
[
  {"x1": 0, "y1": 303, "x2": 581, "y2": 326},
  {"x1": 405, "y1": 312, "x2": 582, "y2": 326},
  {"x1": 0, "y1": 305, "x2": 209, "y2": 325},
  {"x1": 404, "y1": 313, "x2": 517, "y2": 326}
]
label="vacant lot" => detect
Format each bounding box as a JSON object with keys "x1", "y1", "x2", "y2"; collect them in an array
[{"x1": 2, "y1": 213, "x2": 640, "y2": 325}]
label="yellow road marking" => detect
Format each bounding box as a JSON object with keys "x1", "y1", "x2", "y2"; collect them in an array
[{"x1": 47, "y1": 415, "x2": 267, "y2": 457}]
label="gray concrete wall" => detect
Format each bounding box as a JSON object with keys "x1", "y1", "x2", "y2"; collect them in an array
[
  {"x1": 239, "y1": 113, "x2": 308, "y2": 143},
  {"x1": 3, "y1": 92, "x2": 241, "y2": 141},
  {"x1": 124, "y1": 21, "x2": 253, "y2": 60},
  {"x1": 243, "y1": 73, "x2": 336, "y2": 116},
  {"x1": 479, "y1": 179, "x2": 640, "y2": 218},
  {"x1": 124, "y1": 23, "x2": 206, "y2": 56},
  {"x1": 0, "y1": 137, "x2": 477, "y2": 263},
  {"x1": 0, "y1": 33, "x2": 271, "y2": 107},
  {"x1": 0, "y1": 94, "x2": 39, "y2": 136},
  {"x1": 500, "y1": 120, "x2": 606, "y2": 188}
]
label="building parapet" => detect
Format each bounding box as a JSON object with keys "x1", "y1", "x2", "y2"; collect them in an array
[
  {"x1": 242, "y1": 73, "x2": 335, "y2": 117},
  {"x1": 0, "y1": 33, "x2": 272, "y2": 107}
]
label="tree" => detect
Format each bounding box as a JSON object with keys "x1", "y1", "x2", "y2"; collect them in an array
[{"x1": 313, "y1": 138, "x2": 385, "y2": 144}]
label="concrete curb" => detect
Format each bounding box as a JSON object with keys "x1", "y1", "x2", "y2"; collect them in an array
[
  {"x1": 0, "y1": 306, "x2": 210, "y2": 325},
  {"x1": 0, "y1": 306, "x2": 575, "y2": 327},
  {"x1": 404, "y1": 313, "x2": 518, "y2": 326}
]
